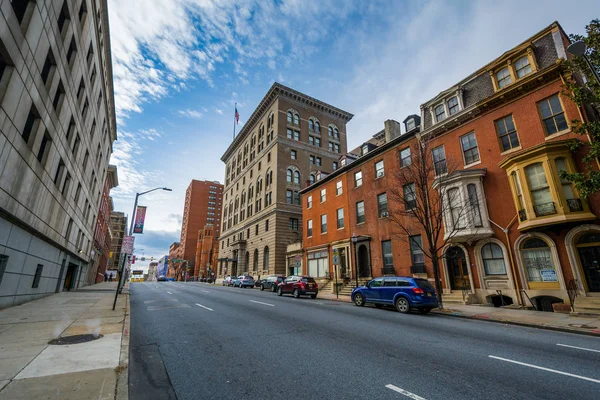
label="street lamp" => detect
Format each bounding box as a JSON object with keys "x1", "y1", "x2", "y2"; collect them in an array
[
  {"x1": 129, "y1": 187, "x2": 172, "y2": 236},
  {"x1": 351, "y1": 233, "x2": 358, "y2": 288},
  {"x1": 567, "y1": 40, "x2": 600, "y2": 85}
]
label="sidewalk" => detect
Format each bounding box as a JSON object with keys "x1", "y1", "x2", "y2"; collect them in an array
[
  {"x1": 0, "y1": 282, "x2": 130, "y2": 400},
  {"x1": 317, "y1": 291, "x2": 600, "y2": 336}
]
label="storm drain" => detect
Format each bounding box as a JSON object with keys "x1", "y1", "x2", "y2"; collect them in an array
[{"x1": 48, "y1": 334, "x2": 103, "y2": 345}]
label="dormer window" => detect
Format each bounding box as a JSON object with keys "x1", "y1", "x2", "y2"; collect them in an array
[
  {"x1": 406, "y1": 118, "x2": 416, "y2": 131},
  {"x1": 362, "y1": 144, "x2": 369, "y2": 155},
  {"x1": 448, "y1": 97, "x2": 459, "y2": 116},
  {"x1": 496, "y1": 67, "x2": 512, "y2": 89},
  {"x1": 515, "y1": 56, "x2": 532, "y2": 78},
  {"x1": 435, "y1": 104, "x2": 446, "y2": 122}
]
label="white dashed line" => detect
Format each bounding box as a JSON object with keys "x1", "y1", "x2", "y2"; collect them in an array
[
  {"x1": 196, "y1": 303, "x2": 213, "y2": 311},
  {"x1": 201, "y1": 290, "x2": 210, "y2": 293},
  {"x1": 249, "y1": 300, "x2": 274, "y2": 307},
  {"x1": 489, "y1": 355, "x2": 600, "y2": 383},
  {"x1": 167, "y1": 291, "x2": 172, "y2": 294},
  {"x1": 385, "y1": 384, "x2": 427, "y2": 399},
  {"x1": 557, "y1": 343, "x2": 600, "y2": 353}
]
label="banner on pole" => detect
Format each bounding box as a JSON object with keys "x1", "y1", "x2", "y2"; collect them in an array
[
  {"x1": 133, "y1": 206, "x2": 147, "y2": 234},
  {"x1": 122, "y1": 236, "x2": 135, "y2": 254}
]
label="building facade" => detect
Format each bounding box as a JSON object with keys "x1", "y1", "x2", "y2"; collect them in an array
[
  {"x1": 194, "y1": 225, "x2": 219, "y2": 279},
  {"x1": 218, "y1": 83, "x2": 353, "y2": 279},
  {"x1": 299, "y1": 22, "x2": 600, "y2": 313},
  {"x1": 108, "y1": 211, "x2": 126, "y2": 271},
  {"x1": 0, "y1": 0, "x2": 116, "y2": 307}
]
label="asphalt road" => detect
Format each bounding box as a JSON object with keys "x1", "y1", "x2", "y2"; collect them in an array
[{"x1": 129, "y1": 282, "x2": 600, "y2": 400}]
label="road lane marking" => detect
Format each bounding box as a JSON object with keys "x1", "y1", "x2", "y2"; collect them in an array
[
  {"x1": 196, "y1": 303, "x2": 213, "y2": 311},
  {"x1": 167, "y1": 291, "x2": 172, "y2": 294},
  {"x1": 385, "y1": 384, "x2": 427, "y2": 400},
  {"x1": 201, "y1": 290, "x2": 210, "y2": 293},
  {"x1": 249, "y1": 300, "x2": 274, "y2": 307},
  {"x1": 557, "y1": 343, "x2": 600, "y2": 353},
  {"x1": 489, "y1": 355, "x2": 600, "y2": 383}
]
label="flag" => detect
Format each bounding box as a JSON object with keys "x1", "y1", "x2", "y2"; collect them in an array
[{"x1": 235, "y1": 107, "x2": 239, "y2": 124}]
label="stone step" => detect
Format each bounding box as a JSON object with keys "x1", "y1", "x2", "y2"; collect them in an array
[{"x1": 574, "y1": 307, "x2": 600, "y2": 316}]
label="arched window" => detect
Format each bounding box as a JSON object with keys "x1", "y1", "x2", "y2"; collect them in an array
[
  {"x1": 241, "y1": 191, "x2": 246, "y2": 205},
  {"x1": 248, "y1": 185, "x2": 254, "y2": 199},
  {"x1": 328, "y1": 126, "x2": 333, "y2": 137},
  {"x1": 268, "y1": 171, "x2": 273, "y2": 186},
  {"x1": 334, "y1": 128, "x2": 339, "y2": 139},
  {"x1": 263, "y1": 246, "x2": 270, "y2": 271},
  {"x1": 257, "y1": 177, "x2": 263, "y2": 193},
  {"x1": 253, "y1": 249, "x2": 259, "y2": 271},
  {"x1": 293, "y1": 113, "x2": 299, "y2": 126},
  {"x1": 287, "y1": 112, "x2": 293, "y2": 124},
  {"x1": 287, "y1": 169, "x2": 293, "y2": 183},
  {"x1": 481, "y1": 243, "x2": 506, "y2": 275},
  {"x1": 234, "y1": 196, "x2": 239, "y2": 210},
  {"x1": 269, "y1": 112, "x2": 274, "y2": 129},
  {"x1": 309, "y1": 120, "x2": 314, "y2": 131},
  {"x1": 294, "y1": 171, "x2": 300, "y2": 185},
  {"x1": 521, "y1": 238, "x2": 555, "y2": 283},
  {"x1": 315, "y1": 121, "x2": 320, "y2": 134},
  {"x1": 309, "y1": 174, "x2": 316, "y2": 184}
]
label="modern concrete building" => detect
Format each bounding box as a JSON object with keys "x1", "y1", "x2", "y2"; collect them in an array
[
  {"x1": 0, "y1": 0, "x2": 116, "y2": 307},
  {"x1": 108, "y1": 211, "x2": 126, "y2": 271},
  {"x1": 218, "y1": 83, "x2": 353, "y2": 278}
]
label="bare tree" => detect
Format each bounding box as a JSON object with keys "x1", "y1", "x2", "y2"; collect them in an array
[{"x1": 388, "y1": 138, "x2": 480, "y2": 309}]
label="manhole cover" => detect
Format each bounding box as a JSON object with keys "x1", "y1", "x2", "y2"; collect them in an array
[{"x1": 48, "y1": 334, "x2": 103, "y2": 345}]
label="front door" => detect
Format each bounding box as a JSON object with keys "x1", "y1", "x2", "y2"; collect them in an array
[
  {"x1": 63, "y1": 263, "x2": 77, "y2": 291},
  {"x1": 446, "y1": 247, "x2": 470, "y2": 291},
  {"x1": 357, "y1": 244, "x2": 371, "y2": 278},
  {"x1": 578, "y1": 246, "x2": 600, "y2": 292},
  {"x1": 364, "y1": 278, "x2": 383, "y2": 302}
]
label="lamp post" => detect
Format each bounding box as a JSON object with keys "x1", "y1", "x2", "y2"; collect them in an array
[
  {"x1": 567, "y1": 40, "x2": 600, "y2": 85},
  {"x1": 351, "y1": 233, "x2": 358, "y2": 288}
]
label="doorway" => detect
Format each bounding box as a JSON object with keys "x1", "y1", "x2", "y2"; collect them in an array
[
  {"x1": 63, "y1": 263, "x2": 78, "y2": 291},
  {"x1": 446, "y1": 246, "x2": 470, "y2": 291},
  {"x1": 576, "y1": 233, "x2": 600, "y2": 292},
  {"x1": 357, "y1": 244, "x2": 371, "y2": 278}
]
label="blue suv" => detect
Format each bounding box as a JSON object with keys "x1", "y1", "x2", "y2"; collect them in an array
[{"x1": 351, "y1": 276, "x2": 438, "y2": 314}]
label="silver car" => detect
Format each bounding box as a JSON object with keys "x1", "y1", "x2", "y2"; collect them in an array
[{"x1": 236, "y1": 275, "x2": 255, "y2": 288}]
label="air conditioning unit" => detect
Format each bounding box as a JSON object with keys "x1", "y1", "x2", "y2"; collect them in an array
[
  {"x1": 380, "y1": 211, "x2": 389, "y2": 218},
  {"x1": 377, "y1": 171, "x2": 384, "y2": 178}
]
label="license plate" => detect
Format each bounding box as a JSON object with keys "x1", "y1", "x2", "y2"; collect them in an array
[
  {"x1": 308, "y1": 284, "x2": 313, "y2": 288},
  {"x1": 427, "y1": 292, "x2": 432, "y2": 297}
]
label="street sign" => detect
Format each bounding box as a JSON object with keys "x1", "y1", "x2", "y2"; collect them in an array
[
  {"x1": 332, "y1": 249, "x2": 339, "y2": 265},
  {"x1": 122, "y1": 236, "x2": 135, "y2": 254}
]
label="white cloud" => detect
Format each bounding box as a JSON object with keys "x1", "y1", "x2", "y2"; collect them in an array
[
  {"x1": 178, "y1": 109, "x2": 204, "y2": 119},
  {"x1": 215, "y1": 108, "x2": 224, "y2": 115}
]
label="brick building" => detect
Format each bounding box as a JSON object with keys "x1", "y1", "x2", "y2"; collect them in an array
[
  {"x1": 108, "y1": 212, "x2": 127, "y2": 271},
  {"x1": 194, "y1": 226, "x2": 219, "y2": 278},
  {"x1": 168, "y1": 241, "x2": 181, "y2": 279},
  {"x1": 299, "y1": 22, "x2": 600, "y2": 313},
  {"x1": 218, "y1": 83, "x2": 353, "y2": 279}
]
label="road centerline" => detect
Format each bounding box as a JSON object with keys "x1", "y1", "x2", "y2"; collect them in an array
[
  {"x1": 557, "y1": 343, "x2": 600, "y2": 353},
  {"x1": 489, "y1": 355, "x2": 600, "y2": 384},
  {"x1": 249, "y1": 300, "x2": 274, "y2": 307},
  {"x1": 201, "y1": 290, "x2": 210, "y2": 293},
  {"x1": 385, "y1": 384, "x2": 427, "y2": 400},
  {"x1": 196, "y1": 303, "x2": 214, "y2": 311},
  {"x1": 167, "y1": 291, "x2": 172, "y2": 294}
]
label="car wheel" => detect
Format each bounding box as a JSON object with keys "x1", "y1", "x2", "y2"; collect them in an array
[
  {"x1": 271, "y1": 285, "x2": 277, "y2": 292},
  {"x1": 310, "y1": 294, "x2": 317, "y2": 299},
  {"x1": 260, "y1": 285, "x2": 264, "y2": 291},
  {"x1": 395, "y1": 297, "x2": 410, "y2": 314},
  {"x1": 293, "y1": 289, "x2": 300, "y2": 298},
  {"x1": 419, "y1": 308, "x2": 432, "y2": 315},
  {"x1": 374, "y1": 304, "x2": 383, "y2": 309},
  {"x1": 353, "y1": 293, "x2": 365, "y2": 307},
  {"x1": 277, "y1": 287, "x2": 283, "y2": 296}
]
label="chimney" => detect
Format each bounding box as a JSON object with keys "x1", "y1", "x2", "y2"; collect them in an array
[{"x1": 384, "y1": 119, "x2": 401, "y2": 143}]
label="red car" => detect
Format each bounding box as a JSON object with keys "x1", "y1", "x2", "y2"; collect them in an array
[{"x1": 277, "y1": 276, "x2": 318, "y2": 299}]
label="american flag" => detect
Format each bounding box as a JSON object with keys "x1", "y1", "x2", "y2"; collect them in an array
[{"x1": 235, "y1": 107, "x2": 239, "y2": 124}]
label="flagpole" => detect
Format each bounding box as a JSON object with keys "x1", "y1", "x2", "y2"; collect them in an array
[{"x1": 233, "y1": 102, "x2": 237, "y2": 140}]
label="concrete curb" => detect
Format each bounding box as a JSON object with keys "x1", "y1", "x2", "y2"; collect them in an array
[{"x1": 116, "y1": 289, "x2": 130, "y2": 400}]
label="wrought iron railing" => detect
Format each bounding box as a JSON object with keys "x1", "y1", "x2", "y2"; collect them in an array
[
  {"x1": 566, "y1": 198, "x2": 583, "y2": 212},
  {"x1": 518, "y1": 209, "x2": 527, "y2": 221},
  {"x1": 533, "y1": 202, "x2": 556, "y2": 217},
  {"x1": 410, "y1": 264, "x2": 426, "y2": 274},
  {"x1": 566, "y1": 279, "x2": 578, "y2": 312}
]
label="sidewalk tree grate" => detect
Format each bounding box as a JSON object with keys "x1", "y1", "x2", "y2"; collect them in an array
[{"x1": 48, "y1": 334, "x2": 104, "y2": 345}]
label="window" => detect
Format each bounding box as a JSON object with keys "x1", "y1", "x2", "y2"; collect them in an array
[
  {"x1": 53, "y1": 81, "x2": 66, "y2": 113},
  {"x1": 265, "y1": 219, "x2": 269, "y2": 232},
  {"x1": 293, "y1": 113, "x2": 299, "y2": 125},
  {"x1": 329, "y1": 142, "x2": 333, "y2": 151},
  {"x1": 267, "y1": 152, "x2": 271, "y2": 162},
  {"x1": 525, "y1": 163, "x2": 555, "y2": 216},
  {"x1": 32, "y1": 264, "x2": 43, "y2": 288},
  {"x1": 336, "y1": 181, "x2": 343, "y2": 195},
  {"x1": 57, "y1": 1, "x2": 70, "y2": 35},
  {"x1": 375, "y1": 160, "x2": 384, "y2": 178},
  {"x1": 54, "y1": 158, "x2": 65, "y2": 185},
  {"x1": 307, "y1": 220, "x2": 313, "y2": 237},
  {"x1": 294, "y1": 171, "x2": 300, "y2": 185},
  {"x1": 287, "y1": 128, "x2": 293, "y2": 139},
  {"x1": 37, "y1": 131, "x2": 51, "y2": 164},
  {"x1": 406, "y1": 118, "x2": 416, "y2": 131},
  {"x1": 495, "y1": 115, "x2": 520, "y2": 151},
  {"x1": 61, "y1": 173, "x2": 71, "y2": 195},
  {"x1": 320, "y1": 189, "x2": 326, "y2": 203},
  {"x1": 382, "y1": 241, "x2": 393, "y2": 272},
  {"x1": 410, "y1": 235, "x2": 424, "y2": 265},
  {"x1": 362, "y1": 145, "x2": 369, "y2": 155},
  {"x1": 435, "y1": 104, "x2": 446, "y2": 122},
  {"x1": 0, "y1": 254, "x2": 8, "y2": 286},
  {"x1": 315, "y1": 121, "x2": 320, "y2": 134},
  {"x1": 337, "y1": 208, "x2": 344, "y2": 229},
  {"x1": 21, "y1": 105, "x2": 40, "y2": 146},
  {"x1": 328, "y1": 126, "x2": 333, "y2": 137},
  {"x1": 78, "y1": 0, "x2": 87, "y2": 24},
  {"x1": 321, "y1": 214, "x2": 327, "y2": 233},
  {"x1": 83, "y1": 150, "x2": 89, "y2": 170},
  {"x1": 294, "y1": 191, "x2": 300, "y2": 205},
  {"x1": 309, "y1": 174, "x2": 315, "y2": 185},
  {"x1": 515, "y1": 56, "x2": 532, "y2": 78},
  {"x1": 403, "y1": 183, "x2": 416, "y2": 211},
  {"x1": 286, "y1": 190, "x2": 293, "y2": 204},
  {"x1": 555, "y1": 158, "x2": 576, "y2": 204},
  {"x1": 400, "y1": 148, "x2": 411, "y2": 167},
  {"x1": 354, "y1": 171, "x2": 362, "y2": 187},
  {"x1": 448, "y1": 97, "x2": 459, "y2": 115},
  {"x1": 11, "y1": 0, "x2": 34, "y2": 25},
  {"x1": 460, "y1": 132, "x2": 480, "y2": 165},
  {"x1": 432, "y1": 146, "x2": 447, "y2": 175},
  {"x1": 521, "y1": 238, "x2": 555, "y2": 282},
  {"x1": 333, "y1": 161, "x2": 338, "y2": 170},
  {"x1": 315, "y1": 137, "x2": 321, "y2": 147},
  {"x1": 356, "y1": 201, "x2": 365, "y2": 224},
  {"x1": 41, "y1": 50, "x2": 57, "y2": 85},
  {"x1": 448, "y1": 187, "x2": 465, "y2": 229},
  {"x1": 309, "y1": 120, "x2": 314, "y2": 131},
  {"x1": 307, "y1": 195, "x2": 312, "y2": 208},
  {"x1": 287, "y1": 169, "x2": 293, "y2": 183},
  {"x1": 482, "y1": 243, "x2": 506, "y2": 275},
  {"x1": 291, "y1": 150, "x2": 297, "y2": 160},
  {"x1": 294, "y1": 131, "x2": 299, "y2": 140},
  {"x1": 66, "y1": 37, "x2": 77, "y2": 67},
  {"x1": 316, "y1": 157, "x2": 322, "y2": 166},
  {"x1": 309, "y1": 135, "x2": 314, "y2": 146},
  {"x1": 377, "y1": 193, "x2": 388, "y2": 217},
  {"x1": 255, "y1": 224, "x2": 259, "y2": 235},
  {"x1": 496, "y1": 67, "x2": 512, "y2": 89},
  {"x1": 467, "y1": 184, "x2": 483, "y2": 227},
  {"x1": 289, "y1": 218, "x2": 298, "y2": 231},
  {"x1": 310, "y1": 155, "x2": 315, "y2": 165},
  {"x1": 538, "y1": 95, "x2": 568, "y2": 135}
]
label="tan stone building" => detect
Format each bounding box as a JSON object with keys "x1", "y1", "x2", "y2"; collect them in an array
[
  {"x1": 218, "y1": 83, "x2": 353, "y2": 278},
  {"x1": 0, "y1": 0, "x2": 116, "y2": 306}
]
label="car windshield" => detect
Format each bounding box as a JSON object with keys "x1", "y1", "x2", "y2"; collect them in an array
[{"x1": 415, "y1": 279, "x2": 435, "y2": 291}]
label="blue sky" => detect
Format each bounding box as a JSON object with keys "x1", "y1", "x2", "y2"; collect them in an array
[{"x1": 105, "y1": 0, "x2": 600, "y2": 266}]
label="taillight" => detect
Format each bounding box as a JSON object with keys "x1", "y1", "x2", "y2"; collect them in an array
[{"x1": 412, "y1": 287, "x2": 424, "y2": 295}]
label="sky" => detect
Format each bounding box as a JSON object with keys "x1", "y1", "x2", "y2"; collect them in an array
[{"x1": 105, "y1": 0, "x2": 600, "y2": 267}]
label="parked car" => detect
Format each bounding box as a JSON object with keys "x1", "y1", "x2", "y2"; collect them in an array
[
  {"x1": 351, "y1": 276, "x2": 438, "y2": 314},
  {"x1": 277, "y1": 276, "x2": 318, "y2": 298},
  {"x1": 157, "y1": 276, "x2": 167, "y2": 282},
  {"x1": 222, "y1": 276, "x2": 235, "y2": 286},
  {"x1": 235, "y1": 275, "x2": 255, "y2": 288},
  {"x1": 260, "y1": 275, "x2": 286, "y2": 292}
]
